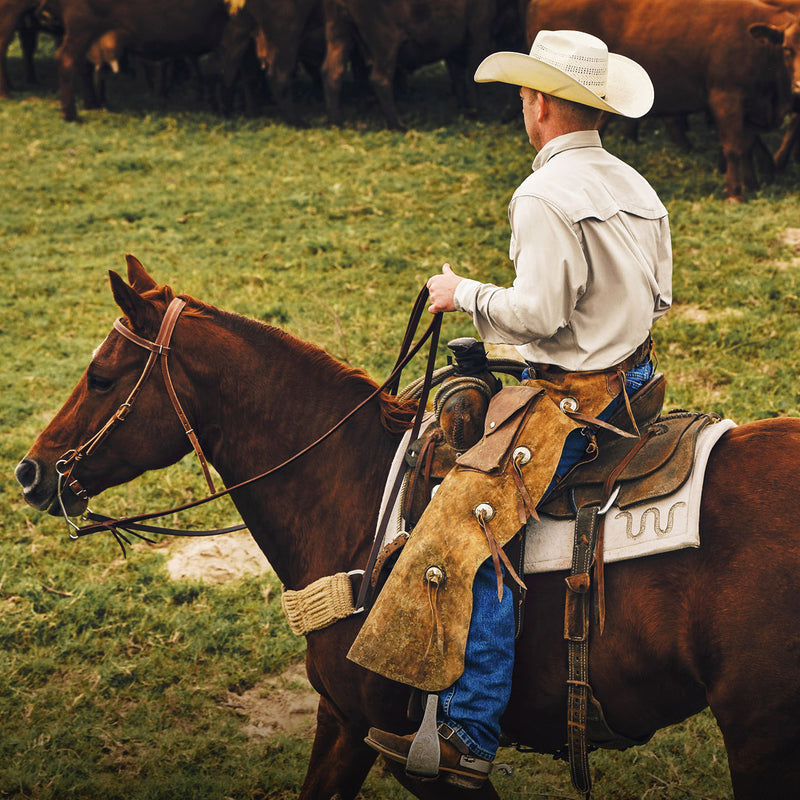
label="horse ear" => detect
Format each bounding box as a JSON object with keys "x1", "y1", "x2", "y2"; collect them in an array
[
  {"x1": 109, "y1": 270, "x2": 160, "y2": 332},
  {"x1": 125, "y1": 254, "x2": 158, "y2": 293}
]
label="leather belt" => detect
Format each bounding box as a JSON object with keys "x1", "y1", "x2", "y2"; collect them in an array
[{"x1": 527, "y1": 336, "x2": 653, "y2": 378}]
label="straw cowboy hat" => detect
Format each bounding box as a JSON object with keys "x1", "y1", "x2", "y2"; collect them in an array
[{"x1": 475, "y1": 29, "x2": 654, "y2": 119}]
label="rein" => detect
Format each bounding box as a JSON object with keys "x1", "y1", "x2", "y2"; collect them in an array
[{"x1": 56, "y1": 287, "x2": 442, "y2": 560}]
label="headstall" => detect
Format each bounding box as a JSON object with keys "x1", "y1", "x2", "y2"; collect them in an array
[{"x1": 55, "y1": 288, "x2": 442, "y2": 562}]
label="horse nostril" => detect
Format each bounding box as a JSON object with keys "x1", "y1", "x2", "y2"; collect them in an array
[{"x1": 14, "y1": 458, "x2": 40, "y2": 491}]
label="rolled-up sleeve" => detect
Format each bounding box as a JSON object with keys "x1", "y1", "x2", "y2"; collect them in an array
[{"x1": 453, "y1": 195, "x2": 587, "y2": 345}]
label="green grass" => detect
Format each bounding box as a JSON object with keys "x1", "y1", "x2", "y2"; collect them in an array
[{"x1": 2, "y1": 36, "x2": 800, "y2": 798}]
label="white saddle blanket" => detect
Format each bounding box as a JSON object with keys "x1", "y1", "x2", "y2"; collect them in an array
[
  {"x1": 376, "y1": 415, "x2": 736, "y2": 575},
  {"x1": 524, "y1": 418, "x2": 736, "y2": 573}
]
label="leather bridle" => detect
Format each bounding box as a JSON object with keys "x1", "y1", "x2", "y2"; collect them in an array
[
  {"x1": 56, "y1": 297, "x2": 216, "y2": 507},
  {"x1": 54, "y1": 288, "x2": 442, "y2": 563}
]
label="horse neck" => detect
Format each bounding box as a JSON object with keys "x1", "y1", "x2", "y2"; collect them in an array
[{"x1": 179, "y1": 311, "x2": 410, "y2": 590}]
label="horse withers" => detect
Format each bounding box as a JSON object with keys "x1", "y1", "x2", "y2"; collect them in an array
[{"x1": 15, "y1": 256, "x2": 800, "y2": 799}]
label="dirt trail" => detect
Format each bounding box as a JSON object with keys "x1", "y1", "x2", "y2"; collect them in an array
[{"x1": 166, "y1": 532, "x2": 318, "y2": 738}]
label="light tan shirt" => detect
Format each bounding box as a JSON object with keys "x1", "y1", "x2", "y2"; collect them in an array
[{"x1": 453, "y1": 130, "x2": 672, "y2": 372}]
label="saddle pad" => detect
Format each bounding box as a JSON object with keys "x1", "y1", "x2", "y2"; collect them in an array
[
  {"x1": 523, "y1": 418, "x2": 736, "y2": 573},
  {"x1": 376, "y1": 412, "x2": 436, "y2": 549}
]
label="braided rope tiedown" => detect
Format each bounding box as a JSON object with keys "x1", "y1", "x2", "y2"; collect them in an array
[{"x1": 281, "y1": 573, "x2": 357, "y2": 636}]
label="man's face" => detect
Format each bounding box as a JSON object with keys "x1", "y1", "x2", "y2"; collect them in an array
[{"x1": 520, "y1": 86, "x2": 541, "y2": 148}]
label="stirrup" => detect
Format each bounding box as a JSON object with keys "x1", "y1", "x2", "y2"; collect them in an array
[{"x1": 406, "y1": 693, "x2": 440, "y2": 778}]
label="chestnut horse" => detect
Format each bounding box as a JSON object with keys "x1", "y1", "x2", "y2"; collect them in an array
[{"x1": 15, "y1": 258, "x2": 800, "y2": 799}]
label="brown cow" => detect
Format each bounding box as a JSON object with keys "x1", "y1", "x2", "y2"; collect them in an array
[
  {"x1": 752, "y1": 0, "x2": 800, "y2": 169},
  {"x1": 220, "y1": 0, "x2": 321, "y2": 123},
  {"x1": 321, "y1": 0, "x2": 516, "y2": 128},
  {"x1": 47, "y1": 0, "x2": 230, "y2": 120},
  {"x1": 0, "y1": 0, "x2": 38, "y2": 95},
  {"x1": 525, "y1": 0, "x2": 800, "y2": 200}
]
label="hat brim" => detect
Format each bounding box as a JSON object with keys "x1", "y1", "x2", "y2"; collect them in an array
[{"x1": 474, "y1": 50, "x2": 654, "y2": 119}]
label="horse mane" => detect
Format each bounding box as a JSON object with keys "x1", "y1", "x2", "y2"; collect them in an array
[{"x1": 138, "y1": 282, "x2": 418, "y2": 437}]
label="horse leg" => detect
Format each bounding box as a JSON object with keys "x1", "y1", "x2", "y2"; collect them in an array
[
  {"x1": 298, "y1": 696, "x2": 377, "y2": 800},
  {"x1": 714, "y1": 700, "x2": 800, "y2": 799}
]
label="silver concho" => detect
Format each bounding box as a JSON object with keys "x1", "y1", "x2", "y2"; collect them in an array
[{"x1": 559, "y1": 396, "x2": 579, "y2": 413}]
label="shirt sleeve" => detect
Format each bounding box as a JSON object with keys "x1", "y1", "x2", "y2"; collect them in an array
[
  {"x1": 652, "y1": 215, "x2": 673, "y2": 321},
  {"x1": 454, "y1": 194, "x2": 588, "y2": 345}
]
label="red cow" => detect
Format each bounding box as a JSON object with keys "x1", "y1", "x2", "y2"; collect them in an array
[
  {"x1": 47, "y1": 0, "x2": 230, "y2": 120},
  {"x1": 321, "y1": 0, "x2": 515, "y2": 128},
  {"x1": 0, "y1": 0, "x2": 38, "y2": 95},
  {"x1": 753, "y1": 0, "x2": 800, "y2": 169},
  {"x1": 525, "y1": 0, "x2": 800, "y2": 200},
  {"x1": 220, "y1": 0, "x2": 321, "y2": 123}
]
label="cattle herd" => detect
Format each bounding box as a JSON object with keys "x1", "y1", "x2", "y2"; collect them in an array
[{"x1": 2, "y1": 0, "x2": 800, "y2": 199}]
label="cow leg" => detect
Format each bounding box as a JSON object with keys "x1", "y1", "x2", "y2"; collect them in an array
[
  {"x1": 665, "y1": 115, "x2": 692, "y2": 150},
  {"x1": 774, "y1": 112, "x2": 800, "y2": 171},
  {"x1": 18, "y1": 13, "x2": 38, "y2": 84},
  {"x1": 218, "y1": 18, "x2": 253, "y2": 116},
  {"x1": 56, "y1": 30, "x2": 98, "y2": 121},
  {"x1": 709, "y1": 89, "x2": 749, "y2": 201},
  {"x1": 298, "y1": 696, "x2": 377, "y2": 800},
  {"x1": 752, "y1": 134, "x2": 775, "y2": 185},
  {"x1": 56, "y1": 38, "x2": 80, "y2": 120},
  {"x1": 267, "y1": 45, "x2": 302, "y2": 125},
  {"x1": 79, "y1": 58, "x2": 100, "y2": 109},
  {"x1": 461, "y1": 12, "x2": 495, "y2": 115},
  {"x1": 0, "y1": 14, "x2": 19, "y2": 96},
  {"x1": 321, "y1": 0, "x2": 351, "y2": 125},
  {"x1": 365, "y1": 41, "x2": 403, "y2": 130},
  {"x1": 445, "y1": 56, "x2": 470, "y2": 111}
]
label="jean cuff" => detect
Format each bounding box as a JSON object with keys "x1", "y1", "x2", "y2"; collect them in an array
[{"x1": 437, "y1": 714, "x2": 496, "y2": 762}]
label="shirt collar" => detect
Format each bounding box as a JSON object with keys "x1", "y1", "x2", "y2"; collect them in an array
[{"x1": 531, "y1": 129, "x2": 603, "y2": 172}]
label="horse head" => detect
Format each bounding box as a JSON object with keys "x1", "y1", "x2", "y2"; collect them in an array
[{"x1": 15, "y1": 255, "x2": 204, "y2": 518}]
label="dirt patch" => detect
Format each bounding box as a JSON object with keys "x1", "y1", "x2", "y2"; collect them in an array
[
  {"x1": 779, "y1": 228, "x2": 800, "y2": 250},
  {"x1": 166, "y1": 536, "x2": 317, "y2": 739},
  {"x1": 164, "y1": 531, "x2": 272, "y2": 583},
  {"x1": 223, "y1": 662, "x2": 318, "y2": 739}
]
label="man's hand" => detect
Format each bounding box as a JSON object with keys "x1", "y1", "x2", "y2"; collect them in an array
[{"x1": 426, "y1": 263, "x2": 463, "y2": 313}]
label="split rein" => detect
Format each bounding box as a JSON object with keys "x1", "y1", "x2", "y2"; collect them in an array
[{"x1": 56, "y1": 287, "x2": 442, "y2": 557}]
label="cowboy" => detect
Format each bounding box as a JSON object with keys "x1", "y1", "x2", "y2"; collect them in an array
[{"x1": 351, "y1": 29, "x2": 672, "y2": 788}]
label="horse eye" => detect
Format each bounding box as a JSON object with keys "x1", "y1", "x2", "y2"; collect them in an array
[{"x1": 87, "y1": 374, "x2": 115, "y2": 392}]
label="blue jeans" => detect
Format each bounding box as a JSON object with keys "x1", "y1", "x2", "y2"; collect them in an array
[{"x1": 438, "y1": 360, "x2": 654, "y2": 759}]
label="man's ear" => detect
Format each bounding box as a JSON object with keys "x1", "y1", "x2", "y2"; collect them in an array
[
  {"x1": 108, "y1": 270, "x2": 160, "y2": 332},
  {"x1": 536, "y1": 91, "x2": 548, "y2": 123}
]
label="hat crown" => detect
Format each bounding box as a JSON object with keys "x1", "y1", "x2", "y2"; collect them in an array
[{"x1": 530, "y1": 30, "x2": 608, "y2": 98}]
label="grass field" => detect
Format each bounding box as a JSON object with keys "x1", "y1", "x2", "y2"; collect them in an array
[{"x1": 2, "y1": 38, "x2": 800, "y2": 799}]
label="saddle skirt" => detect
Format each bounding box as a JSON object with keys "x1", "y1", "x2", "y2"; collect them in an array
[
  {"x1": 525, "y1": 416, "x2": 736, "y2": 573},
  {"x1": 375, "y1": 412, "x2": 736, "y2": 576}
]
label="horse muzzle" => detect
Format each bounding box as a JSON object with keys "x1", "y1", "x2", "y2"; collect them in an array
[{"x1": 15, "y1": 456, "x2": 88, "y2": 516}]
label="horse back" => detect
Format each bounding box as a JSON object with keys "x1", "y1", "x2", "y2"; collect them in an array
[{"x1": 505, "y1": 417, "x2": 800, "y2": 754}]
